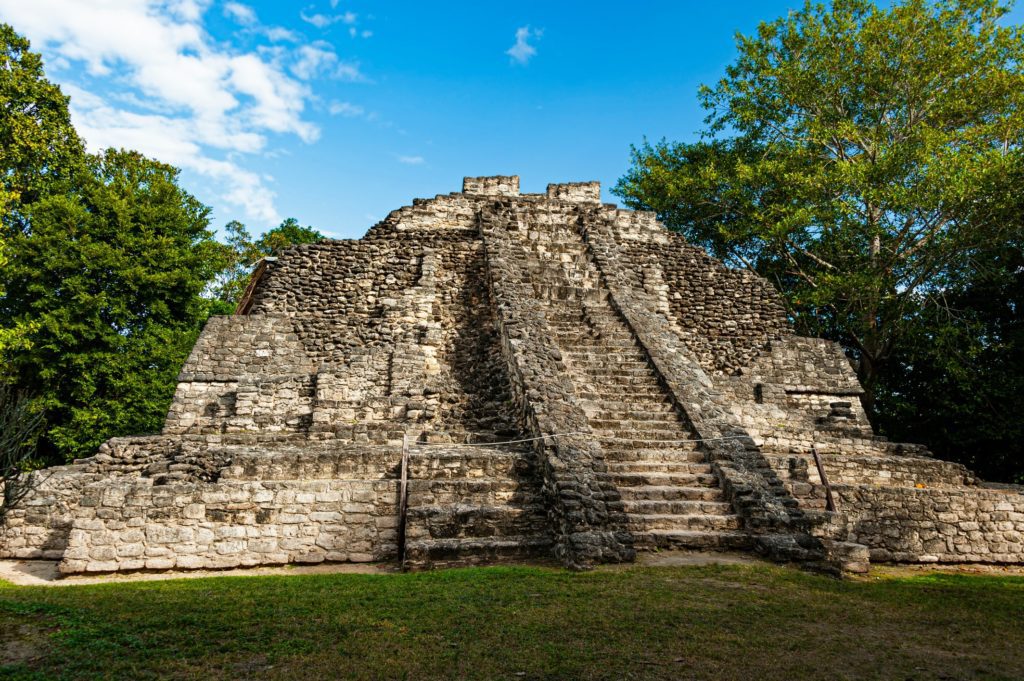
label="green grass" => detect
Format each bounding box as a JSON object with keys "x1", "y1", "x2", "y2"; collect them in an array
[{"x1": 0, "y1": 563, "x2": 1022, "y2": 680}]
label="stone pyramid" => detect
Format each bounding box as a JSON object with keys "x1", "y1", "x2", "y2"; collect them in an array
[{"x1": 3, "y1": 176, "x2": 1021, "y2": 574}]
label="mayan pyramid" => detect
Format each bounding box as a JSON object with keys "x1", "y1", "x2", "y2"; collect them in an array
[{"x1": 3, "y1": 176, "x2": 1022, "y2": 574}]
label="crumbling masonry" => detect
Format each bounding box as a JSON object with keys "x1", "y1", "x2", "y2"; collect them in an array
[{"x1": 3, "y1": 176, "x2": 1023, "y2": 574}]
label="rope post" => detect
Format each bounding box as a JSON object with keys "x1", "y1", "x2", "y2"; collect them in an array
[
  {"x1": 811, "y1": 445, "x2": 837, "y2": 513},
  {"x1": 397, "y1": 434, "x2": 410, "y2": 568}
]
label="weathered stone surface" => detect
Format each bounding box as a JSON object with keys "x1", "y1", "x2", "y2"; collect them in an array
[{"x1": 2, "y1": 175, "x2": 1021, "y2": 574}]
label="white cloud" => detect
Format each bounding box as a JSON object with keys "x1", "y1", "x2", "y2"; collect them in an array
[
  {"x1": 329, "y1": 101, "x2": 364, "y2": 117},
  {"x1": 0, "y1": 0, "x2": 331, "y2": 226},
  {"x1": 398, "y1": 155, "x2": 424, "y2": 165},
  {"x1": 262, "y1": 26, "x2": 300, "y2": 42},
  {"x1": 223, "y1": 1, "x2": 256, "y2": 26},
  {"x1": 300, "y1": 10, "x2": 356, "y2": 29},
  {"x1": 335, "y1": 61, "x2": 367, "y2": 82},
  {"x1": 291, "y1": 42, "x2": 338, "y2": 80},
  {"x1": 506, "y1": 25, "x2": 541, "y2": 65}
]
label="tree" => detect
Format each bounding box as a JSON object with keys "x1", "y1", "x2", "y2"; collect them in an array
[
  {"x1": 2, "y1": 149, "x2": 227, "y2": 462},
  {"x1": 0, "y1": 23, "x2": 83, "y2": 232},
  {"x1": 0, "y1": 383, "x2": 43, "y2": 521},
  {"x1": 615, "y1": 0, "x2": 1024, "y2": 412},
  {"x1": 211, "y1": 217, "x2": 323, "y2": 308},
  {"x1": 874, "y1": 160, "x2": 1024, "y2": 482},
  {"x1": 0, "y1": 237, "x2": 33, "y2": 357}
]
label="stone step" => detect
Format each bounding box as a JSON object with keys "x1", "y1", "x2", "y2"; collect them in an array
[
  {"x1": 564, "y1": 350, "x2": 649, "y2": 361},
  {"x1": 406, "y1": 449, "x2": 537, "y2": 480},
  {"x1": 555, "y1": 335, "x2": 638, "y2": 347},
  {"x1": 525, "y1": 246, "x2": 588, "y2": 256},
  {"x1": 626, "y1": 514, "x2": 742, "y2": 532},
  {"x1": 597, "y1": 437, "x2": 702, "y2": 451},
  {"x1": 605, "y1": 462, "x2": 712, "y2": 474},
  {"x1": 575, "y1": 367, "x2": 658, "y2": 379},
  {"x1": 573, "y1": 375, "x2": 665, "y2": 389},
  {"x1": 592, "y1": 431, "x2": 695, "y2": 445},
  {"x1": 622, "y1": 499, "x2": 734, "y2": 515},
  {"x1": 532, "y1": 286, "x2": 606, "y2": 302},
  {"x1": 602, "y1": 471, "x2": 720, "y2": 487},
  {"x1": 551, "y1": 324, "x2": 632, "y2": 335},
  {"x1": 403, "y1": 534, "x2": 554, "y2": 569},
  {"x1": 602, "y1": 449, "x2": 707, "y2": 463},
  {"x1": 564, "y1": 350, "x2": 650, "y2": 363},
  {"x1": 405, "y1": 503, "x2": 549, "y2": 541},
  {"x1": 406, "y1": 478, "x2": 545, "y2": 507},
  {"x1": 616, "y1": 485, "x2": 726, "y2": 502},
  {"x1": 580, "y1": 403, "x2": 676, "y2": 418},
  {"x1": 588, "y1": 417, "x2": 685, "y2": 430},
  {"x1": 632, "y1": 530, "x2": 754, "y2": 552},
  {"x1": 585, "y1": 413, "x2": 680, "y2": 427},
  {"x1": 581, "y1": 385, "x2": 667, "y2": 395}
]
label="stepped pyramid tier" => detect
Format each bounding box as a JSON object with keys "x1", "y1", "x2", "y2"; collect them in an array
[{"x1": 3, "y1": 176, "x2": 1022, "y2": 574}]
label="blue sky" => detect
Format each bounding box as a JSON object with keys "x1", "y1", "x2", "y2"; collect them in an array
[{"x1": 1, "y1": 1, "x2": 1022, "y2": 239}]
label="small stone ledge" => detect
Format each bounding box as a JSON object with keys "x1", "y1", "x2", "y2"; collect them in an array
[
  {"x1": 463, "y1": 176, "x2": 520, "y2": 196},
  {"x1": 546, "y1": 182, "x2": 601, "y2": 204}
]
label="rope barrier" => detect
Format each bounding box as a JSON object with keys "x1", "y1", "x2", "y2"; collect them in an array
[{"x1": 404, "y1": 431, "x2": 756, "y2": 449}]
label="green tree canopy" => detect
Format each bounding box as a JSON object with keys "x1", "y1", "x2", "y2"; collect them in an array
[
  {"x1": 0, "y1": 23, "x2": 83, "y2": 229},
  {"x1": 615, "y1": 0, "x2": 1024, "y2": 408},
  {"x1": 211, "y1": 217, "x2": 324, "y2": 308},
  {"x1": 2, "y1": 149, "x2": 226, "y2": 461}
]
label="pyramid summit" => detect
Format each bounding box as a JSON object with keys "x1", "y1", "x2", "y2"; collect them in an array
[{"x1": 3, "y1": 176, "x2": 1022, "y2": 574}]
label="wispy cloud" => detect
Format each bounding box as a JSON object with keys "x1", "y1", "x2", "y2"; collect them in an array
[
  {"x1": 397, "y1": 155, "x2": 425, "y2": 165},
  {"x1": 329, "y1": 101, "x2": 365, "y2": 117},
  {"x1": 224, "y1": 3, "x2": 299, "y2": 43},
  {"x1": 0, "y1": 0, "x2": 328, "y2": 225},
  {"x1": 223, "y1": 1, "x2": 256, "y2": 26},
  {"x1": 506, "y1": 25, "x2": 542, "y2": 65},
  {"x1": 262, "y1": 26, "x2": 301, "y2": 42},
  {"x1": 300, "y1": 9, "x2": 357, "y2": 29},
  {"x1": 291, "y1": 41, "x2": 338, "y2": 80}
]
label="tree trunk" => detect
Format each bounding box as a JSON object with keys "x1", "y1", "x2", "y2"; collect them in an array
[{"x1": 857, "y1": 352, "x2": 880, "y2": 421}]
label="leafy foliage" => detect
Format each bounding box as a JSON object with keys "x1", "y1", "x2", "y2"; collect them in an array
[
  {"x1": 615, "y1": 0, "x2": 1024, "y2": 407},
  {"x1": 0, "y1": 23, "x2": 83, "y2": 230},
  {"x1": 1, "y1": 149, "x2": 227, "y2": 462},
  {"x1": 874, "y1": 169, "x2": 1024, "y2": 482},
  {"x1": 211, "y1": 217, "x2": 324, "y2": 308},
  {"x1": 615, "y1": 0, "x2": 1024, "y2": 477}
]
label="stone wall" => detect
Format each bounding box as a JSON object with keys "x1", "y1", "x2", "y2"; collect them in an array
[
  {"x1": 463, "y1": 175, "x2": 520, "y2": 197},
  {"x1": 59, "y1": 478, "x2": 398, "y2": 573},
  {"x1": 616, "y1": 230, "x2": 790, "y2": 375},
  {"x1": 837, "y1": 486, "x2": 1024, "y2": 563},
  {"x1": 546, "y1": 182, "x2": 601, "y2": 204}
]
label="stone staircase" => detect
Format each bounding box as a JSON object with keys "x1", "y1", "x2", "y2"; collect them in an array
[
  {"x1": 402, "y1": 445, "x2": 554, "y2": 567},
  {"x1": 516, "y1": 218, "x2": 750, "y2": 552}
]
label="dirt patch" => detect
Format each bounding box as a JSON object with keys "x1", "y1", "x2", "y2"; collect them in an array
[
  {"x1": 631, "y1": 550, "x2": 766, "y2": 568},
  {"x1": 0, "y1": 620, "x2": 53, "y2": 666},
  {"x1": 0, "y1": 559, "x2": 399, "y2": 587}
]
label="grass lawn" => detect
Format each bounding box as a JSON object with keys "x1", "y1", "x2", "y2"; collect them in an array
[{"x1": 0, "y1": 562, "x2": 1022, "y2": 680}]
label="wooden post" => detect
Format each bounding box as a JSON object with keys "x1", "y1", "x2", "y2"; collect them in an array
[
  {"x1": 812, "y1": 445, "x2": 837, "y2": 513},
  {"x1": 397, "y1": 434, "x2": 410, "y2": 568}
]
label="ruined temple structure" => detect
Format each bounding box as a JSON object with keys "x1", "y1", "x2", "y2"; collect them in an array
[{"x1": 4, "y1": 176, "x2": 1023, "y2": 575}]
